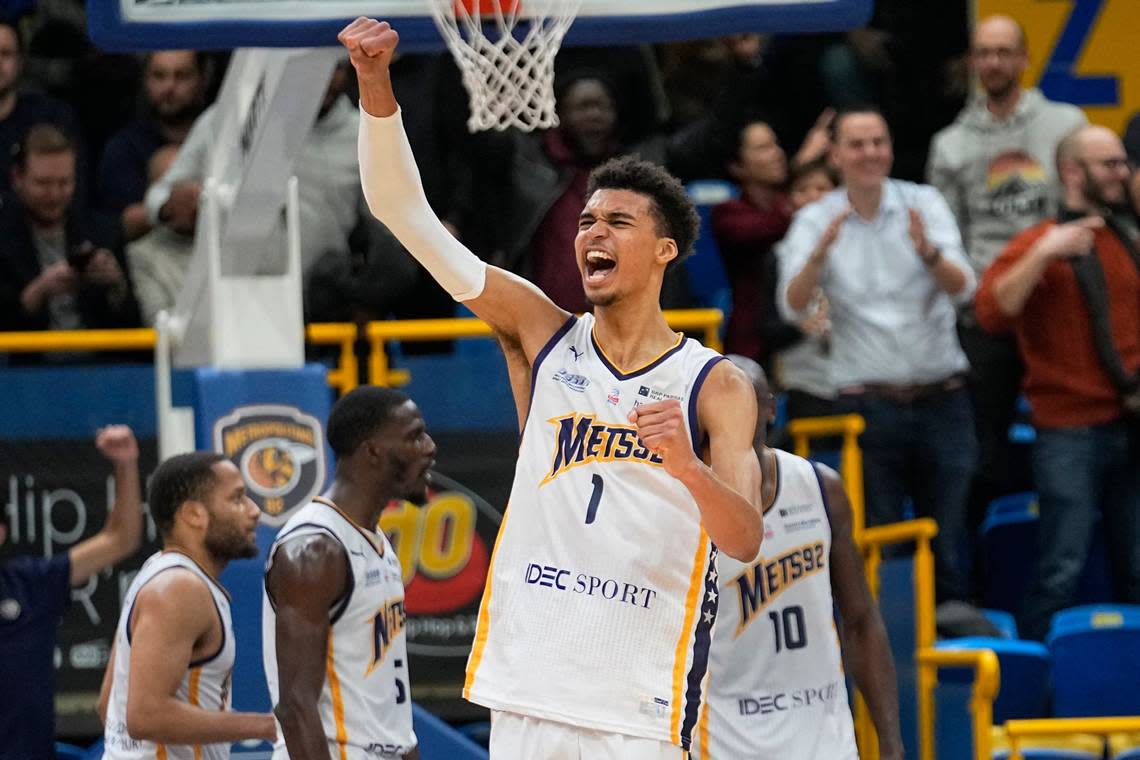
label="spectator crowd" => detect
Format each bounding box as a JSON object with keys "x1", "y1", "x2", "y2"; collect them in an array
[{"x1": 0, "y1": 4, "x2": 1137, "y2": 640}]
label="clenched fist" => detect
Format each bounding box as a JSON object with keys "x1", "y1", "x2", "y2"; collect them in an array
[
  {"x1": 95, "y1": 425, "x2": 139, "y2": 465},
  {"x1": 629, "y1": 400, "x2": 699, "y2": 480},
  {"x1": 338, "y1": 18, "x2": 400, "y2": 77}
]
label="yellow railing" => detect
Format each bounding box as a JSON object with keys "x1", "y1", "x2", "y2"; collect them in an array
[
  {"x1": 365, "y1": 309, "x2": 724, "y2": 387},
  {"x1": 916, "y1": 648, "x2": 1001, "y2": 760},
  {"x1": 788, "y1": 414, "x2": 866, "y2": 532},
  {"x1": 304, "y1": 323, "x2": 359, "y2": 395},
  {"x1": 0, "y1": 327, "x2": 159, "y2": 352},
  {"x1": 0, "y1": 309, "x2": 724, "y2": 396},
  {"x1": 1005, "y1": 717, "x2": 1140, "y2": 760},
  {"x1": 864, "y1": 518, "x2": 940, "y2": 760},
  {"x1": 784, "y1": 413, "x2": 938, "y2": 760},
  {"x1": 0, "y1": 325, "x2": 362, "y2": 395}
]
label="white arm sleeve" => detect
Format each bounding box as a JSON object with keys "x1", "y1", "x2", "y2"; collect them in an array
[{"x1": 358, "y1": 107, "x2": 486, "y2": 301}]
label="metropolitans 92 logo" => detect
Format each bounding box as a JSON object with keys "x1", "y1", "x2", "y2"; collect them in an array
[{"x1": 213, "y1": 405, "x2": 326, "y2": 526}]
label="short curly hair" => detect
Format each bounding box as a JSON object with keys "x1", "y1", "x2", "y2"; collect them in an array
[
  {"x1": 148, "y1": 452, "x2": 226, "y2": 536},
  {"x1": 585, "y1": 157, "x2": 700, "y2": 270}
]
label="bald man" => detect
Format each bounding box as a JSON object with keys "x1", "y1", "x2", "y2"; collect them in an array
[
  {"x1": 976, "y1": 124, "x2": 1140, "y2": 640},
  {"x1": 927, "y1": 14, "x2": 1087, "y2": 569}
]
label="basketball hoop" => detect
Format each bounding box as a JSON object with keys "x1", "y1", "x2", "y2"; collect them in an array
[{"x1": 427, "y1": 0, "x2": 583, "y2": 132}]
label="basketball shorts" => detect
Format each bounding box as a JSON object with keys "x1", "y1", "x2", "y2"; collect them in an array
[{"x1": 489, "y1": 711, "x2": 686, "y2": 760}]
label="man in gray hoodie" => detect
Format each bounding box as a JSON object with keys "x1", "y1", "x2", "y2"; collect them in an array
[{"x1": 927, "y1": 14, "x2": 1085, "y2": 562}]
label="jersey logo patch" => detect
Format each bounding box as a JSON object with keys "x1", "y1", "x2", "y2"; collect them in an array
[
  {"x1": 543, "y1": 413, "x2": 664, "y2": 484},
  {"x1": 733, "y1": 542, "x2": 826, "y2": 637},
  {"x1": 213, "y1": 404, "x2": 326, "y2": 527},
  {"x1": 368, "y1": 597, "x2": 407, "y2": 675},
  {"x1": 553, "y1": 368, "x2": 590, "y2": 392}
]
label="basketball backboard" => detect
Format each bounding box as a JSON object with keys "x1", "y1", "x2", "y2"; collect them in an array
[{"x1": 90, "y1": 0, "x2": 872, "y2": 51}]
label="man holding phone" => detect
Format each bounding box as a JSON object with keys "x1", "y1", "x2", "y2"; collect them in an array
[{"x1": 0, "y1": 124, "x2": 138, "y2": 343}]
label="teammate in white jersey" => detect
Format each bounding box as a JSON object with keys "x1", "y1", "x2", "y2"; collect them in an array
[
  {"x1": 340, "y1": 19, "x2": 763, "y2": 759},
  {"x1": 102, "y1": 451, "x2": 276, "y2": 759},
  {"x1": 692, "y1": 355, "x2": 902, "y2": 760},
  {"x1": 264, "y1": 387, "x2": 432, "y2": 760}
]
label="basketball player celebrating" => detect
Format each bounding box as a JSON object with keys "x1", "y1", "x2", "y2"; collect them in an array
[
  {"x1": 690, "y1": 355, "x2": 902, "y2": 760},
  {"x1": 102, "y1": 452, "x2": 276, "y2": 759},
  {"x1": 340, "y1": 19, "x2": 763, "y2": 759},
  {"x1": 263, "y1": 387, "x2": 431, "y2": 760}
]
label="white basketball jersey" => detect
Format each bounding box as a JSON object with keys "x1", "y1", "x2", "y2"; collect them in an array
[
  {"x1": 262, "y1": 498, "x2": 416, "y2": 760},
  {"x1": 103, "y1": 551, "x2": 236, "y2": 760},
  {"x1": 464, "y1": 313, "x2": 725, "y2": 750},
  {"x1": 692, "y1": 449, "x2": 857, "y2": 760}
]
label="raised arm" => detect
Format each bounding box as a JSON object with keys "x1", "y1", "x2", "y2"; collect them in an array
[
  {"x1": 820, "y1": 465, "x2": 902, "y2": 760},
  {"x1": 264, "y1": 534, "x2": 349, "y2": 759},
  {"x1": 339, "y1": 18, "x2": 568, "y2": 363},
  {"x1": 630, "y1": 360, "x2": 762, "y2": 561},
  {"x1": 126, "y1": 571, "x2": 277, "y2": 745},
  {"x1": 69, "y1": 426, "x2": 143, "y2": 585}
]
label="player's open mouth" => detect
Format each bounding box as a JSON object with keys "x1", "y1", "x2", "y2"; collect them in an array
[{"x1": 585, "y1": 250, "x2": 616, "y2": 284}]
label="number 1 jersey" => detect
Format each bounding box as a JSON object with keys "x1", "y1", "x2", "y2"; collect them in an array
[{"x1": 464, "y1": 313, "x2": 725, "y2": 750}]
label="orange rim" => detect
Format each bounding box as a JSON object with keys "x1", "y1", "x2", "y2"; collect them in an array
[{"x1": 455, "y1": 0, "x2": 521, "y2": 15}]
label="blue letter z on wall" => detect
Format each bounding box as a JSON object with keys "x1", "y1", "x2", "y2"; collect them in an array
[{"x1": 1040, "y1": 0, "x2": 1118, "y2": 106}]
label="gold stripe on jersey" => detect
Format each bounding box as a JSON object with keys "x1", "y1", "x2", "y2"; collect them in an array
[
  {"x1": 188, "y1": 668, "x2": 202, "y2": 760},
  {"x1": 464, "y1": 504, "x2": 512, "y2": 699},
  {"x1": 591, "y1": 327, "x2": 683, "y2": 375},
  {"x1": 326, "y1": 638, "x2": 349, "y2": 760},
  {"x1": 670, "y1": 528, "x2": 709, "y2": 744},
  {"x1": 156, "y1": 746, "x2": 167, "y2": 760},
  {"x1": 697, "y1": 695, "x2": 711, "y2": 759}
]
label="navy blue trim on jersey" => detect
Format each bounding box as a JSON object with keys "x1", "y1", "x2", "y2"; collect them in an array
[
  {"x1": 125, "y1": 563, "x2": 227, "y2": 666},
  {"x1": 680, "y1": 543, "x2": 720, "y2": 751},
  {"x1": 812, "y1": 463, "x2": 834, "y2": 530},
  {"x1": 592, "y1": 330, "x2": 689, "y2": 382},
  {"x1": 687, "y1": 355, "x2": 726, "y2": 455},
  {"x1": 189, "y1": 593, "x2": 228, "y2": 668},
  {"x1": 126, "y1": 564, "x2": 191, "y2": 644},
  {"x1": 329, "y1": 557, "x2": 356, "y2": 626},
  {"x1": 524, "y1": 314, "x2": 578, "y2": 426}
]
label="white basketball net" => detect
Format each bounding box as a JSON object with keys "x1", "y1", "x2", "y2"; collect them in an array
[{"x1": 427, "y1": 0, "x2": 583, "y2": 132}]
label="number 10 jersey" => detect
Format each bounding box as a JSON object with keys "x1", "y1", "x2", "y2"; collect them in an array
[
  {"x1": 464, "y1": 313, "x2": 725, "y2": 751},
  {"x1": 692, "y1": 449, "x2": 857, "y2": 760}
]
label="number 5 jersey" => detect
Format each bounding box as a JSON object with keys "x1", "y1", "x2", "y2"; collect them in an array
[
  {"x1": 464, "y1": 313, "x2": 725, "y2": 751},
  {"x1": 262, "y1": 497, "x2": 417, "y2": 760}
]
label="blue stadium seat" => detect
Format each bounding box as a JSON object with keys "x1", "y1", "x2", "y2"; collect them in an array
[
  {"x1": 413, "y1": 702, "x2": 490, "y2": 760},
  {"x1": 982, "y1": 609, "x2": 1019, "y2": 640},
  {"x1": 81, "y1": 740, "x2": 104, "y2": 760},
  {"x1": 980, "y1": 493, "x2": 1039, "y2": 613},
  {"x1": 1047, "y1": 605, "x2": 1140, "y2": 718},
  {"x1": 934, "y1": 638, "x2": 1051, "y2": 723},
  {"x1": 683, "y1": 180, "x2": 736, "y2": 314}
]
